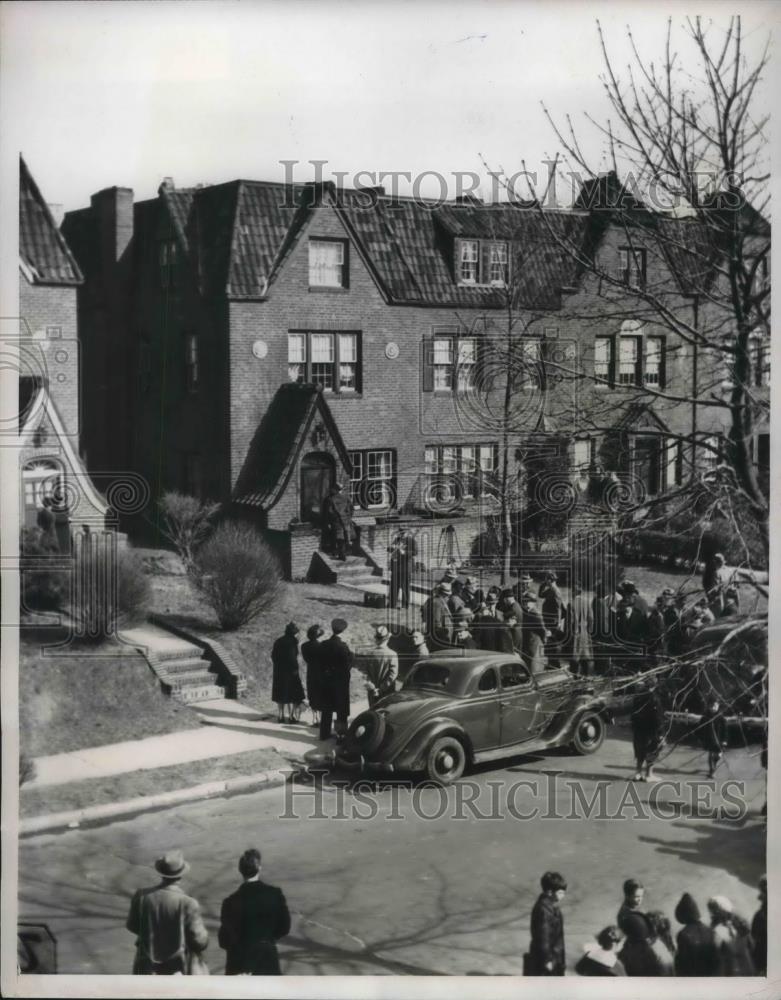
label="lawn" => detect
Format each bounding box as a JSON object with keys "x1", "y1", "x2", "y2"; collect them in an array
[
  {"x1": 19, "y1": 745, "x2": 290, "y2": 819},
  {"x1": 19, "y1": 624, "x2": 199, "y2": 758}
]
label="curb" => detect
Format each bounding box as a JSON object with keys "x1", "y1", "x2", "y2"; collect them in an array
[{"x1": 20, "y1": 767, "x2": 292, "y2": 838}]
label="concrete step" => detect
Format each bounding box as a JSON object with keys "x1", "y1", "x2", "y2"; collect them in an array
[
  {"x1": 158, "y1": 656, "x2": 213, "y2": 676},
  {"x1": 174, "y1": 683, "x2": 225, "y2": 703},
  {"x1": 162, "y1": 669, "x2": 218, "y2": 688}
]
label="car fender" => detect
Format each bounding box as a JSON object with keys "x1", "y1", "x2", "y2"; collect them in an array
[
  {"x1": 545, "y1": 695, "x2": 611, "y2": 744},
  {"x1": 393, "y1": 718, "x2": 473, "y2": 772}
]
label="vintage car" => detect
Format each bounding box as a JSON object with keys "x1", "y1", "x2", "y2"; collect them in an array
[{"x1": 335, "y1": 653, "x2": 631, "y2": 785}]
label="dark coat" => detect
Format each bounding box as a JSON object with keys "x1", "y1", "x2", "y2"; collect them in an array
[
  {"x1": 300, "y1": 639, "x2": 326, "y2": 712},
  {"x1": 751, "y1": 905, "x2": 766, "y2": 975},
  {"x1": 218, "y1": 880, "x2": 291, "y2": 975},
  {"x1": 455, "y1": 634, "x2": 478, "y2": 651},
  {"x1": 539, "y1": 583, "x2": 564, "y2": 633},
  {"x1": 271, "y1": 634, "x2": 305, "y2": 705},
  {"x1": 616, "y1": 607, "x2": 647, "y2": 649},
  {"x1": 675, "y1": 923, "x2": 721, "y2": 976},
  {"x1": 472, "y1": 611, "x2": 506, "y2": 653},
  {"x1": 421, "y1": 595, "x2": 452, "y2": 649},
  {"x1": 323, "y1": 491, "x2": 353, "y2": 542},
  {"x1": 699, "y1": 705, "x2": 727, "y2": 753},
  {"x1": 521, "y1": 608, "x2": 547, "y2": 673},
  {"x1": 320, "y1": 634, "x2": 353, "y2": 718},
  {"x1": 617, "y1": 903, "x2": 657, "y2": 976},
  {"x1": 528, "y1": 893, "x2": 565, "y2": 975},
  {"x1": 389, "y1": 533, "x2": 416, "y2": 580}
]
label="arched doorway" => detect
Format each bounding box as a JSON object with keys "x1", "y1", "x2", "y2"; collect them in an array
[
  {"x1": 22, "y1": 459, "x2": 64, "y2": 529},
  {"x1": 300, "y1": 452, "x2": 336, "y2": 525}
]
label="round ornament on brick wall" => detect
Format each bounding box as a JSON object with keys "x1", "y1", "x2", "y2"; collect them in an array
[
  {"x1": 251, "y1": 340, "x2": 269, "y2": 359},
  {"x1": 385, "y1": 341, "x2": 400, "y2": 360}
]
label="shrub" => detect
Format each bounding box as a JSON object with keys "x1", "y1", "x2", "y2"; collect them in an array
[
  {"x1": 20, "y1": 527, "x2": 68, "y2": 611},
  {"x1": 192, "y1": 522, "x2": 281, "y2": 630},
  {"x1": 158, "y1": 492, "x2": 220, "y2": 573},
  {"x1": 73, "y1": 540, "x2": 151, "y2": 639}
]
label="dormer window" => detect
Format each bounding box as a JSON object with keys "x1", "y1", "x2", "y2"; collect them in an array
[
  {"x1": 460, "y1": 240, "x2": 479, "y2": 283},
  {"x1": 618, "y1": 246, "x2": 646, "y2": 287},
  {"x1": 457, "y1": 239, "x2": 509, "y2": 286}
]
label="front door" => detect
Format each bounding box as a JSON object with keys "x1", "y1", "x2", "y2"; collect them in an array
[
  {"x1": 300, "y1": 452, "x2": 335, "y2": 525},
  {"x1": 632, "y1": 435, "x2": 661, "y2": 497},
  {"x1": 498, "y1": 661, "x2": 544, "y2": 745}
]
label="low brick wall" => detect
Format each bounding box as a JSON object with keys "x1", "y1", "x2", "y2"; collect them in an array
[{"x1": 148, "y1": 613, "x2": 248, "y2": 699}]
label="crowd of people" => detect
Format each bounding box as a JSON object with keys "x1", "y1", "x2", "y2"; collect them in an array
[{"x1": 526, "y1": 871, "x2": 767, "y2": 977}]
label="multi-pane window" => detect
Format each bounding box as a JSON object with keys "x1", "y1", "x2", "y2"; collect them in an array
[
  {"x1": 427, "y1": 333, "x2": 478, "y2": 393},
  {"x1": 619, "y1": 336, "x2": 641, "y2": 385},
  {"x1": 308, "y1": 240, "x2": 347, "y2": 287},
  {"x1": 460, "y1": 240, "x2": 479, "y2": 283},
  {"x1": 425, "y1": 443, "x2": 498, "y2": 500},
  {"x1": 433, "y1": 337, "x2": 454, "y2": 390},
  {"x1": 288, "y1": 332, "x2": 361, "y2": 393},
  {"x1": 618, "y1": 246, "x2": 647, "y2": 286},
  {"x1": 751, "y1": 334, "x2": 770, "y2": 387},
  {"x1": 701, "y1": 435, "x2": 721, "y2": 473},
  {"x1": 489, "y1": 242, "x2": 508, "y2": 285},
  {"x1": 594, "y1": 337, "x2": 612, "y2": 386},
  {"x1": 644, "y1": 336, "x2": 664, "y2": 386},
  {"x1": 349, "y1": 449, "x2": 396, "y2": 509},
  {"x1": 185, "y1": 333, "x2": 199, "y2": 393}
]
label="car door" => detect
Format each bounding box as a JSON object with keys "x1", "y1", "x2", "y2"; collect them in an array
[
  {"x1": 455, "y1": 666, "x2": 502, "y2": 750},
  {"x1": 498, "y1": 661, "x2": 545, "y2": 746}
]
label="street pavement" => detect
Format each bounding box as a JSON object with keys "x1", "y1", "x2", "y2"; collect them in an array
[{"x1": 18, "y1": 728, "x2": 766, "y2": 976}]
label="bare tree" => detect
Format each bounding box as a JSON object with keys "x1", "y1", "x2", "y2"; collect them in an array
[{"x1": 531, "y1": 16, "x2": 770, "y2": 562}]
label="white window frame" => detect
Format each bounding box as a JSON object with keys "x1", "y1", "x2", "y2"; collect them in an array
[
  {"x1": 644, "y1": 336, "x2": 663, "y2": 386},
  {"x1": 460, "y1": 240, "x2": 479, "y2": 284},
  {"x1": 619, "y1": 336, "x2": 640, "y2": 386},
  {"x1": 287, "y1": 332, "x2": 360, "y2": 393},
  {"x1": 488, "y1": 242, "x2": 508, "y2": 285},
  {"x1": 594, "y1": 336, "x2": 612, "y2": 387},
  {"x1": 308, "y1": 240, "x2": 346, "y2": 287},
  {"x1": 433, "y1": 337, "x2": 454, "y2": 391}
]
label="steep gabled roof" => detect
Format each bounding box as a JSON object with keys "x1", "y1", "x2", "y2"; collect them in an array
[
  {"x1": 232, "y1": 383, "x2": 352, "y2": 510},
  {"x1": 19, "y1": 157, "x2": 83, "y2": 285}
]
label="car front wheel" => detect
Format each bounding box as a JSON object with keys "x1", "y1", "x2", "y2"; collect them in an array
[
  {"x1": 425, "y1": 736, "x2": 466, "y2": 785},
  {"x1": 572, "y1": 711, "x2": 605, "y2": 755}
]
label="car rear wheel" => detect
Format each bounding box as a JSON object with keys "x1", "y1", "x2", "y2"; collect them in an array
[
  {"x1": 345, "y1": 711, "x2": 386, "y2": 755},
  {"x1": 572, "y1": 711, "x2": 605, "y2": 755},
  {"x1": 425, "y1": 736, "x2": 466, "y2": 785}
]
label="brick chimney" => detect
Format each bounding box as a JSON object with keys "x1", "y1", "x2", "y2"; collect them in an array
[{"x1": 90, "y1": 186, "x2": 134, "y2": 263}]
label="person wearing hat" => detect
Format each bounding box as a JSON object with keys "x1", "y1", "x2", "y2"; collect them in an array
[
  {"x1": 360, "y1": 624, "x2": 399, "y2": 707},
  {"x1": 474, "y1": 591, "x2": 506, "y2": 652},
  {"x1": 566, "y1": 581, "x2": 594, "y2": 676},
  {"x1": 615, "y1": 594, "x2": 648, "y2": 672},
  {"x1": 219, "y1": 848, "x2": 291, "y2": 975},
  {"x1": 461, "y1": 577, "x2": 484, "y2": 611},
  {"x1": 629, "y1": 678, "x2": 664, "y2": 781},
  {"x1": 674, "y1": 893, "x2": 721, "y2": 976},
  {"x1": 699, "y1": 698, "x2": 727, "y2": 778},
  {"x1": 301, "y1": 625, "x2": 327, "y2": 727},
  {"x1": 126, "y1": 850, "x2": 209, "y2": 975},
  {"x1": 499, "y1": 588, "x2": 524, "y2": 625},
  {"x1": 421, "y1": 582, "x2": 453, "y2": 651},
  {"x1": 271, "y1": 623, "x2": 305, "y2": 724},
  {"x1": 707, "y1": 896, "x2": 755, "y2": 975},
  {"x1": 520, "y1": 591, "x2": 548, "y2": 674},
  {"x1": 322, "y1": 482, "x2": 354, "y2": 561},
  {"x1": 388, "y1": 526, "x2": 417, "y2": 609},
  {"x1": 513, "y1": 572, "x2": 534, "y2": 603},
  {"x1": 453, "y1": 608, "x2": 479, "y2": 651},
  {"x1": 502, "y1": 610, "x2": 523, "y2": 656},
  {"x1": 618, "y1": 579, "x2": 650, "y2": 617},
  {"x1": 319, "y1": 618, "x2": 354, "y2": 741}
]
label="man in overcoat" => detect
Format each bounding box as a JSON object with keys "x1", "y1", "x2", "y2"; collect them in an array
[
  {"x1": 219, "y1": 848, "x2": 291, "y2": 975},
  {"x1": 527, "y1": 871, "x2": 567, "y2": 975},
  {"x1": 421, "y1": 582, "x2": 453, "y2": 651},
  {"x1": 360, "y1": 625, "x2": 399, "y2": 707},
  {"x1": 318, "y1": 618, "x2": 354, "y2": 741},
  {"x1": 566, "y1": 582, "x2": 594, "y2": 675},
  {"x1": 322, "y1": 482, "x2": 353, "y2": 561},
  {"x1": 126, "y1": 850, "x2": 209, "y2": 975},
  {"x1": 388, "y1": 527, "x2": 416, "y2": 609},
  {"x1": 520, "y1": 592, "x2": 548, "y2": 674}
]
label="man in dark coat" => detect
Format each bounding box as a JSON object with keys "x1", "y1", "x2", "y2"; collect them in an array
[
  {"x1": 520, "y1": 592, "x2": 548, "y2": 674},
  {"x1": 566, "y1": 583, "x2": 594, "y2": 676},
  {"x1": 472, "y1": 593, "x2": 504, "y2": 652},
  {"x1": 674, "y1": 892, "x2": 722, "y2": 976},
  {"x1": 503, "y1": 611, "x2": 524, "y2": 656},
  {"x1": 318, "y1": 618, "x2": 354, "y2": 741},
  {"x1": 219, "y1": 848, "x2": 291, "y2": 975},
  {"x1": 499, "y1": 588, "x2": 524, "y2": 625},
  {"x1": 700, "y1": 698, "x2": 727, "y2": 778},
  {"x1": 322, "y1": 483, "x2": 353, "y2": 561},
  {"x1": 453, "y1": 611, "x2": 478, "y2": 651},
  {"x1": 751, "y1": 876, "x2": 767, "y2": 975},
  {"x1": 615, "y1": 594, "x2": 648, "y2": 671},
  {"x1": 630, "y1": 681, "x2": 665, "y2": 781},
  {"x1": 388, "y1": 527, "x2": 417, "y2": 609},
  {"x1": 539, "y1": 571, "x2": 564, "y2": 666},
  {"x1": 271, "y1": 623, "x2": 305, "y2": 723},
  {"x1": 126, "y1": 850, "x2": 209, "y2": 975},
  {"x1": 421, "y1": 582, "x2": 453, "y2": 651},
  {"x1": 527, "y1": 871, "x2": 567, "y2": 975},
  {"x1": 592, "y1": 580, "x2": 615, "y2": 675}
]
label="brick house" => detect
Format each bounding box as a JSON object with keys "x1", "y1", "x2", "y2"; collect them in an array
[
  {"x1": 62, "y1": 175, "x2": 769, "y2": 578},
  {"x1": 18, "y1": 157, "x2": 107, "y2": 538}
]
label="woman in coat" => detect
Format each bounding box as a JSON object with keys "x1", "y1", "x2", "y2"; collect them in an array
[
  {"x1": 674, "y1": 892, "x2": 721, "y2": 975},
  {"x1": 527, "y1": 871, "x2": 567, "y2": 975},
  {"x1": 646, "y1": 911, "x2": 675, "y2": 975},
  {"x1": 300, "y1": 625, "x2": 326, "y2": 727},
  {"x1": 271, "y1": 622, "x2": 305, "y2": 724},
  {"x1": 617, "y1": 879, "x2": 657, "y2": 976},
  {"x1": 575, "y1": 926, "x2": 626, "y2": 976},
  {"x1": 707, "y1": 897, "x2": 755, "y2": 976}
]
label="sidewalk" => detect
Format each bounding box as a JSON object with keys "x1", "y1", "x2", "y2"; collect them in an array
[{"x1": 28, "y1": 696, "x2": 369, "y2": 789}]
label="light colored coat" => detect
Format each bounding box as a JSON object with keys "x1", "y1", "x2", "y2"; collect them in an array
[{"x1": 127, "y1": 881, "x2": 208, "y2": 974}]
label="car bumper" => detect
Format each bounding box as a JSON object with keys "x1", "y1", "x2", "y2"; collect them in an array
[{"x1": 333, "y1": 750, "x2": 396, "y2": 774}]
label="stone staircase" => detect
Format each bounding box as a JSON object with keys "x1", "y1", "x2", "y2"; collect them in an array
[
  {"x1": 312, "y1": 550, "x2": 427, "y2": 607},
  {"x1": 122, "y1": 626, "x2": 225, "y2": 704}
]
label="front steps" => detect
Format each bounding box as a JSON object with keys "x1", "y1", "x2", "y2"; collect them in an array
[{"x1": 122, "y1": 626, "x2": 225, "y2": 703}]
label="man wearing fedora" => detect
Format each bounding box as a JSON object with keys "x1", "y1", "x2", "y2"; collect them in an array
[
  {"x1": 126, "y1": 850, "x2": 209, "y2": 975},
  {"x1": 421, "y1": 582, "x2": 453, "y2": 651},
  {"x1": 319, "y1": 618, "x2": 354, "y2": 741},
  {"x1": 360, "y1": 624, "x2": 399, "y2": 707},
  {"x1": 219, "y1": 848, "x2": 291, "y2": 975},
  {"x1": 322, "y1": 482, "x2": 354, "y2": 561}
]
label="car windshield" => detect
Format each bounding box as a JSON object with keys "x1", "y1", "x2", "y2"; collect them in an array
[{"x1": 406, "y1": 663, "x2": 452, "y2": 691}]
